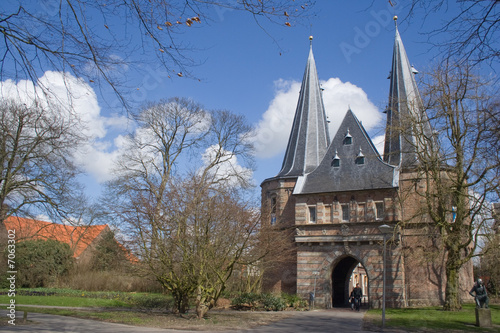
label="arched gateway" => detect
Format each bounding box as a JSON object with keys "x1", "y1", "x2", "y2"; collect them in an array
[
  {"x1": 331, "y1": 256, "x2": 367, "y2": 307},
  {"x1": 260, "y1": 29, "x2": 473, "y2": 309},
  {"x1": 294, "y1": 227, "x2": 404, "y2": 309}
]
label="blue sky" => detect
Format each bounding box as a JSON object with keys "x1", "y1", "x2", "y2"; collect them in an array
[
  {"x1": 123, "y1": 1, "x2": 439, "y2": 194},
  {"x1": 1, "y1": 1, "x2": 467, "y2": 201}
]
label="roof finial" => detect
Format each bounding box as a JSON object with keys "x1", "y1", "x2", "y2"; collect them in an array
[
  {"x1": 309, "y1": 35, "x2": 313, "y2": 47},
  {"x1": 393, "y1": 15, "x2": 398, "y2": 27}
]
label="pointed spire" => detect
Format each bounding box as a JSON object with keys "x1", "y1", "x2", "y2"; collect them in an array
[
  {"x1": 277, "y1": 37, "x2": 330, "y2": 177},
  {"x1": 383, "y1": 17, "x2": 433, "y2": 168}
]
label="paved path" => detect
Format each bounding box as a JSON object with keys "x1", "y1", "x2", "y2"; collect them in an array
[
  {"x1": 245, "y1": 309, "x2": 375, "y2": 333},
  {"x1": 0, "y1": 309, "x2": 379, "y2": 333}
]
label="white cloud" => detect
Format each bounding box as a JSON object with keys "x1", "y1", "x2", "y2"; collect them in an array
[
  {"x1": 321, "y1": 78, "x2": 381, "y2": 138},
  {"x1": 371, "y1": 134, "x2": 385, "y2": 156},
  {"x1": 201, "y1": 144, "x2": 253, "y2": 187},
  {"x1": 252, "y1": 78, "x2": 382, "y2": 159},
  {"x1": 0, "y1": 71, "x2": 126, "y2": 183},
  {"x1": 252, "y1": 79, "x2": 301, "y2": 158}
]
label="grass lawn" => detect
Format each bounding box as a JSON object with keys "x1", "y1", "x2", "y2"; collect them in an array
[
  {"x1": 0, "y1": 288, "x2": 171, "y2": 309},
  {"x1": 0, "y1": 288, "x2": 293, "y2": 330},
  {"x1": 365, "y1": 303, "x2": 500, "y2": 332},
  {"x1": 0, "y1": 295, "x2": 131, "y2": 308}
]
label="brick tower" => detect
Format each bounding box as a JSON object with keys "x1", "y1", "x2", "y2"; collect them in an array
[{"x1": 260, "y1": 25, "x2": 473, "y2": 308}]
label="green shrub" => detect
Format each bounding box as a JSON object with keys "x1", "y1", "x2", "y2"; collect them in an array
[
  {"x1": 8, "y1": 239, "x2": 74, "y2": 288},
  {"x1": 231, "y1": 292, "x2": 261, "y2": 309},
  {"x1": 231, "y1": 292, "x2": 288, "y2": 311},
  {"x1": 281, "y1": 293, "x2": 307, "y2": 309},
  {"x1": 261, "y1": 293, "x2": 287, "y2": 311}
]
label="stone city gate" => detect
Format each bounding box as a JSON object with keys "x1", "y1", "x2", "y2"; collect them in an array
[{"x1": 295, "y1": 225, "x2": 406, "y2": 309}]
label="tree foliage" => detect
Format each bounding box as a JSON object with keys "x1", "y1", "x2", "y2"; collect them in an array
[
  {"x1": 402, "y1": 61, "x2": 499, "y2": 310},
  {"x1": 9, "y1": 239, "x2": 74, "y2": 288},
  {"x1": 89, "y1": 230, "x2": 129, "y2": 272},
  {"x1": 107, "y1": 97, "x2": 257, "y2": 318}
]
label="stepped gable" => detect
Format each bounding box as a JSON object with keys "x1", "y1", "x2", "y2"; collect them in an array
[
  {"x1": 294, "y1": 108, "x2": 398, "y2": 194},
  {"x1": 276, "y1": 37, "x2": 330, "y2": 178}
]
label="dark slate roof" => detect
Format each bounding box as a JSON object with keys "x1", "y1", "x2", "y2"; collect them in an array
[
  {"x1": 276, "y1": 41, "x2": 330, "y2": 178},
  {"x1": 383, "y1": 24, "x2": 434, "y2": 168},
  {"x1": 294, "y1": 109, "x2": 398, "y2": 194}
]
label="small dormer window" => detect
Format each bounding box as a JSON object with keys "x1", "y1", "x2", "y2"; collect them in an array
[
  {"x1": 344, "y1": 129, "x2": 352, "y2": 145},
  {"x1": 355, "y1": 148, "x2": 365, "y2": 165},
  {"x1": 332, "y1": 150, "x2": 340, "y2": 167}
]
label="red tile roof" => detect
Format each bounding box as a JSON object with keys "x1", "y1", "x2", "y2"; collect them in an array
[{"x1": 3, "y1": 216, "x2": 108, "y2": 258}]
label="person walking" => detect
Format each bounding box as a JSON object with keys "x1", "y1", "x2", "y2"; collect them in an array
[{"x1": 352, "y1": 283, "x2": 362, "y2": 311}]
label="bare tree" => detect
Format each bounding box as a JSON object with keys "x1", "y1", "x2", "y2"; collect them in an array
[
  {"x1": 476, "y1": 203, "x2": 500, "y2": 296},
  {"x1": 107, "y1": 97, "x2": 257, "y2": 318},
  {"x1": 0, "y1": 100, "x2": 87, "y2": 224},
  {"x1": 399, "y1": 61, "x2": 500, "y2": 310},
  {"x1": 0, "y1": 0, "x2": 313, "y2": 108},
  {"x1": 404, "y1": 1, "x2": 499, "y2": 67}
]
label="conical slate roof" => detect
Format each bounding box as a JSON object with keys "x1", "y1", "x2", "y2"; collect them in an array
[
  {"x1": 276, "y1": 39, "x2": 330, "y2": 178},
  {"x1": 383, "y1": 23, "x2": 433, "y2": 168},
  {"x1": 294, "y1": 109, "x2": 398, "y2": 194}
]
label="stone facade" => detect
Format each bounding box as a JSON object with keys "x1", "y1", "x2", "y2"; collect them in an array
[
  {"x1": 261, "y1": 173, "x2": 474, "y2": 308},
  {"x1": 261, "y1": 178, "x2": 298, "y2": 294}
]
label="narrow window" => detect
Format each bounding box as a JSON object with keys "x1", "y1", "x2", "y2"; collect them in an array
[
  {"x1": 309, "y1": 206, "x2": 317, "y2": 223},
  {"x1": 271, "y1": 196, "x2": 277, "y2": 225},
  {"x1": 376, "y1": 202, "x2": 384, "y2": 220},
  {"x1": 342, "y1": 204, "x2": 350, "y2": 222}
]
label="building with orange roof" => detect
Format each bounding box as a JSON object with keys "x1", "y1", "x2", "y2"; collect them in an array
[{"x1": 1, "y1": 216, "x2": 135, "y2": 265}]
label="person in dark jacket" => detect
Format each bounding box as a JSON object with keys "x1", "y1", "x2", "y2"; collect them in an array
[{"x1": 351, "y1": 283, "x2": 362, "y2": 311}]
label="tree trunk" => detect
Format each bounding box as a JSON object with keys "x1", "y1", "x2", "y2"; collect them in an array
[
  {"x1": 172, "y1": 292, "x2": 190, "y2": 314},
  {"x1": 195, "y1": 286, "x2": 209, "y2": 319},
  {"x1": 444, "y1": 248, "x2": 462, "y2": 311}
]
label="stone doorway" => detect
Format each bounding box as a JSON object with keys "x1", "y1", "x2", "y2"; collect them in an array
[{"x1": 331, "y1": 256, "x2": 368, "y2": 307}]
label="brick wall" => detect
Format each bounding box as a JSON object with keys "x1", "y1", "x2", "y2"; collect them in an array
[{"x1": 260, "y1": 171, "x2": 474, "y2": 308}]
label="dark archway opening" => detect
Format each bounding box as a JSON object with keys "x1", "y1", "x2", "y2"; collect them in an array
[{"x1": 332, "y1": 256, "x2": 360, "y2": 307}]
